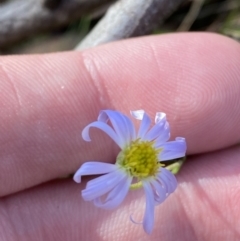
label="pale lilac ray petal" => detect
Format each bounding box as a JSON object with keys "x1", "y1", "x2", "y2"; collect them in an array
[
  {"x1": 98, "y1": 110, "x2": 132, "y2": 146},
  {"x1": 130, "y1": 110, "x2": 151, "y2": 138},
  {"x1": 150, "y1": 179, "x2": 167, "y2": 205},
  {"x1": 159, "y1": 137, "x2": 187, "y2": 161},
  {"x1": 98, "y1": 110, "x2": 126, "y2": 145},
  {"x1": 156, "y1": 176, "x2": 170, "y2": 195},
  {"x1": 142, "y1": 181, "x2": 155, "y2": 234},
  {"x1": 93, "y1": 176, "x2": 132, "y2": 209},
  {"x1": 163, "y1": 168, "x2": 178, "y2": 193},
  {"x1": 123, "y1": 115, "x2": 136, "y2": 142},
  {"x1": 86, "y1": 170, "x2": 121, "y2": 188},
  {"x1": 73, "y1": 162, "x2": 117, "y2": 183},
  {"x1": 145, "y1": 112, "x2": 169, "y2": 142},
  {"x1": 154, "y1": 123, "x2": 170, "y2": 146},
  {"x1": 82, "y1": 121, "x2": 123, "y2": 148},
  {"x1": 145, "y1": 121, "x2": 170, "y2": 142},
  {"x1": 82, "y1": 170, "x2": 125, "y2": 201},
  {"x1": 157, "y1": 168, "x2": 177, "y2": 194}
]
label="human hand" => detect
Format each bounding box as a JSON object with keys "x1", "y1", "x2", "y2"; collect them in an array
[{"x1": 0, "y1": 33, "x2": 240, "y2": 240}]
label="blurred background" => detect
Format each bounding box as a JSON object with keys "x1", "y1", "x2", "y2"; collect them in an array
[{"x1": 0, "y1": 0, "x2": 239, "y2": 55}]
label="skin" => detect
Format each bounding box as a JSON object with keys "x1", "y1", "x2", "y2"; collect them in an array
[{"x1": 0, "y1": 32, "x2": 240, "y2": 240}]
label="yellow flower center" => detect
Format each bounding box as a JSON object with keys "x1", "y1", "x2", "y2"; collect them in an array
[{"x1": 116, "y1": 139, "x2": 163, "y2": 189}]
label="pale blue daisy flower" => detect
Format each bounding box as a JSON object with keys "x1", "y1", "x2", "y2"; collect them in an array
[{"x1": 74, "y1": 110, "x2": 186, "y2": 234}]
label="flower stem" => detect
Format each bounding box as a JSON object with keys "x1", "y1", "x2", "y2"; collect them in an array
[
  {"x1": 166, "y1": 157, "x2": 186, "y2": 174},
  {"x1": 130, "y1": 181, "x2": 143, "y2": 190}
]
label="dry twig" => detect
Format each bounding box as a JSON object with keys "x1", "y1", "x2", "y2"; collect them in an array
[
  {"x1": 177, "y1": 0, "x2": 205, "y2": 31},
  {"x1": 75, "y1": 0, "x2": 185, "y2": 50},
  {"x1": 0, "y1": 0, "x2": 115, "y2": 48}
]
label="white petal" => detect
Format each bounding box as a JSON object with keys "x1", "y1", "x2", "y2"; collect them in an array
[
  {"x1": 159, "y1": 137, "x2": 187, "y2": 161},
  {"x1": 94, "y1": 176, "x2": 132, "y2": 209},
  {"x1": 142, "y1": 181, "x2": 155, "y2": 234},
  {"x1": 82, "y1": 170, "x2": 125, "y2": 201},
  {"x1": 82, "y1": 121, "x2": 123, "y2": 148},
  {"x1": 155, "y1": 112, "x2": 166, "y2": 124},
  {"x1": 73, "y1": 162, "x2": 117, "y2": 183},
  {"x1": 98, "y1": 110, "x2": 135, "y2": 146},
  {"x1": 130, "y1": 110, "x2": 145, "y2": 120}
]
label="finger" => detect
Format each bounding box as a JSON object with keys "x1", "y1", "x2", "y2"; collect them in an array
[
  {"x1": 1, "y1": 145, "x2": 240, "y2": 240},
  {"x1": 0, "y1": 33, "x2": 240, "y2": 196}
]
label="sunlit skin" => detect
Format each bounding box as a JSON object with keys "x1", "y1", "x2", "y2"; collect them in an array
[{"x1": 0, "y1": 33, "x2": 240, "y2": 240}]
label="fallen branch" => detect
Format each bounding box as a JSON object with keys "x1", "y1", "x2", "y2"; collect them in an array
[
  {"x1": 0, "y1": 0, "x2": 115, "y2": 48},
  {"x1": 75, "y1": 0, "x2": 185, "y2": 50},
  {"x1": 177, "y1": 0, "x2": 205, "y2": 31}
]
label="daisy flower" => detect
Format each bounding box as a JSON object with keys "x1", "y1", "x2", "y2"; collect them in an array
[{"x1": 74, "y1": 110, "x2": 186, "y2": 234}]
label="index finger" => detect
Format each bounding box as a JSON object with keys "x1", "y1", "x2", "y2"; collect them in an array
[{"x1": 0, "y1": 32, "x2": 239, "y2": 196}]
